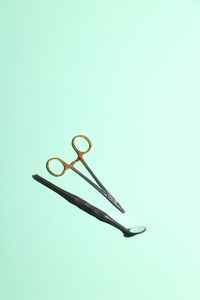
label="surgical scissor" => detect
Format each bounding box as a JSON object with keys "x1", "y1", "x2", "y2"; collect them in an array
[{"x1": 46, "y1": 135, "x2": 125, "y2": 213}]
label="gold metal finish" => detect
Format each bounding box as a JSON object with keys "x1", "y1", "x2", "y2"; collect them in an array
[{"x1": 46, "y1": 135, "x2": 92, "y2": 177}]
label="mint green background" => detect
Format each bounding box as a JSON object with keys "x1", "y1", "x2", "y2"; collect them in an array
[{"x1": 1, "y1": 1, "x2": 200, "y2": 299}]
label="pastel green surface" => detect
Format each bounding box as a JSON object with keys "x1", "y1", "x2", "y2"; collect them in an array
[{"x1": 1, "y1": 1, "x2": 200, "y2": 300}]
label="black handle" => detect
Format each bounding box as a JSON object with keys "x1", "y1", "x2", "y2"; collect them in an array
[{"x1": 32, "y1": 174, "x2": 142, "y2": 237}]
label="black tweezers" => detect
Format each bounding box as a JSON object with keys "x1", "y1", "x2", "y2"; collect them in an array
[{"x1": 32, "y1": 174, "x2": 146, "y2": 238}]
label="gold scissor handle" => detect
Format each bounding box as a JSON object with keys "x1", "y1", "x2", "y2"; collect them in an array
[
  {"x1": 72, "y1": 135, "x2": 92, "y2": 158},
  {"x1": 46, "y1": 157, "x2": 70, "y2": 177},
  {"x1": 46, "y1": 135, "x2": 92, "y2": 177}
]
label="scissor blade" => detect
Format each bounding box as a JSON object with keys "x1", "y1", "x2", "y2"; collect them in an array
[
  {"x1": 80, "y1": 159, "x2": 125, "y2": 213},
  {"x1": 81, "y1": 159, "x2": 107, "y2": 191},
  {"x1": 106, "y1": 192, "x2": 125, "y2": 213},
  {"x1": 116, "y1": 201, "x2": 125, "y2": 213}
]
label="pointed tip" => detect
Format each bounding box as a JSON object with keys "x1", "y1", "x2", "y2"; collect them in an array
[{"x1": 117, "y1": 202, "x2": 126, "y2": 213}]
